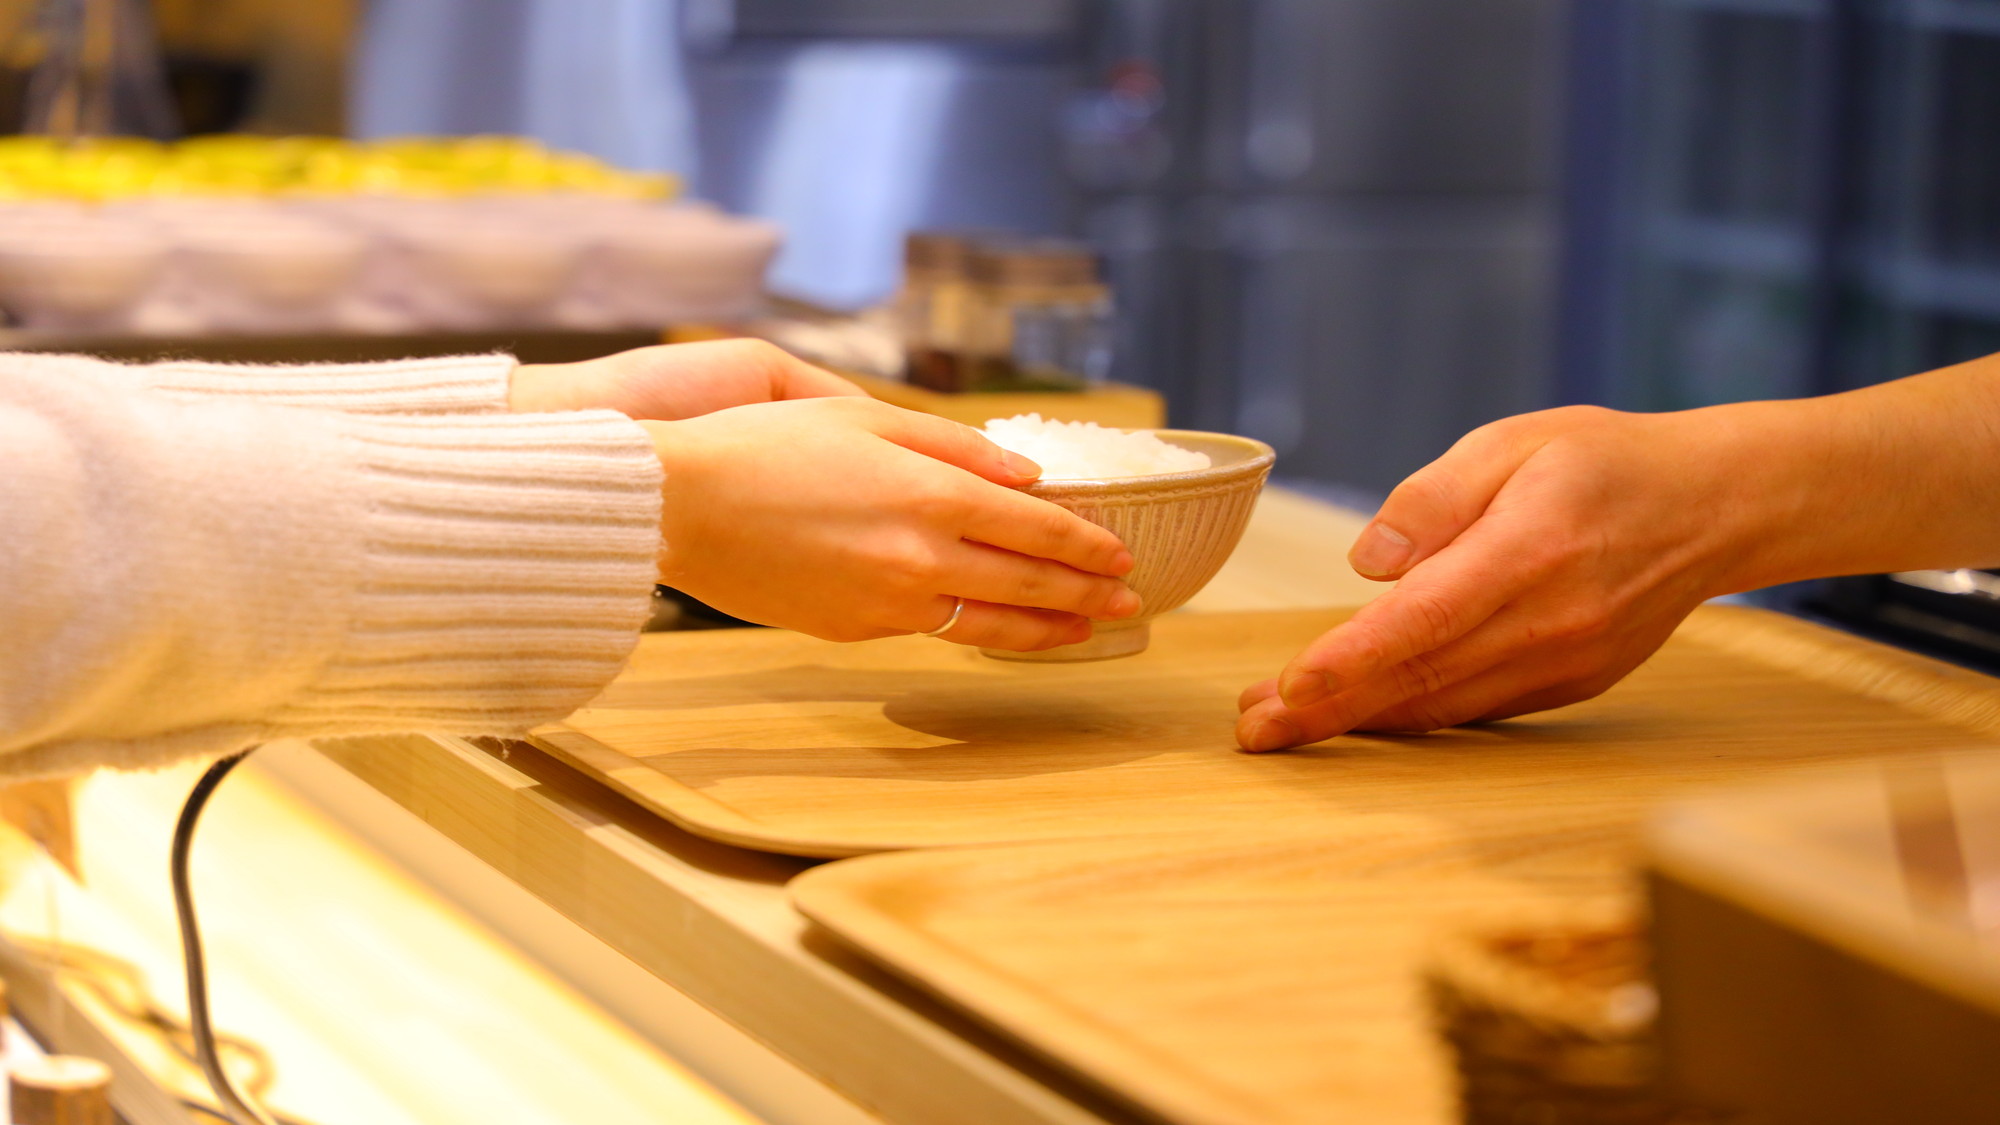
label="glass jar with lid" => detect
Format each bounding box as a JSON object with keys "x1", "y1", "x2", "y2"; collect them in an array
[
  {"x1": 962, "y1": 238, "x2": 1112, "y2": 392},
  {"x1": 897, "y1": 230, "x2": 983, "y2": 391}
]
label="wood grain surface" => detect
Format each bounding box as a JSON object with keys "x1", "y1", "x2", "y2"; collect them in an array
[
  {"x1": 788, "y1": 821, "x2": 1634, "y2": 1125},
  {"x1": 534, "y1": 604, "x2": 2000, "y2": 858}
]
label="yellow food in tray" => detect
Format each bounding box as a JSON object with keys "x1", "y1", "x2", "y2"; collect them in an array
[{"x1": 0, "y1": 134, "x2": 677, "y2": 202}]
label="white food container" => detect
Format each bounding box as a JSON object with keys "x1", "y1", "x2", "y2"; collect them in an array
[
  {"x1": 0, "y1": 214, "x2": 169, "y2": 332},
  {"x1": 176, "y1": 218, "x2": 368, "y2": 333},
  {"x1": 584, "y1": 207, "x2": 782, "y2": 327}
]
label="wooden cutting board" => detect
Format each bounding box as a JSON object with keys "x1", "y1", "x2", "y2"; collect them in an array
[
  {"x1": 788, "y1": 819, "x2": 1635, "y2": 1125},
  {"x1": 532, "y1": 605, "x2": 2000, "y2": 858}
]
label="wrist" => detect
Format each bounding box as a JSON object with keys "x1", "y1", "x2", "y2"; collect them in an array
[
  {"x1": 638, "y1": 419, "x2": 687, "y2": 577},
  {"x1": 1653, "y1": 400, "x2": 1825, "y2": 597},
  {"x1": 507, "y1": 362, "x2": 594, "y2": 413},
  {"x1": 1694, "y1": 393, "x2": 1892, "y2": 593}
]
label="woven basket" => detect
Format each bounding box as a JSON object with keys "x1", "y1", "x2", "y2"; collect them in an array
[{"x1": 1426, "y1": 913, "x2": 1734, "y2": 1125}]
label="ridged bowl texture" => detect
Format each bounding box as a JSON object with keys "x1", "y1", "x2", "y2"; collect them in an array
[{"x1": 983, "y1": 430, "x2": 1276, "y2": 662}]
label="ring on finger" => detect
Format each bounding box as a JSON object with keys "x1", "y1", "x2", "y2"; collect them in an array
[{"x1": 919, "y1": 597, "x2": 967, "y2": 638}]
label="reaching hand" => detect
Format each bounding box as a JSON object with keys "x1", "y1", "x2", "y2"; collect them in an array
[
  {"x1": 510, "y1": 339, "x2": 867, "y2": 420},
  {"x1": 645, "y1": 397, "x2": 1141, "y2": 652},
  {"x1": 1235, "y1": 405, "x2": 1771, "y2": 751}
]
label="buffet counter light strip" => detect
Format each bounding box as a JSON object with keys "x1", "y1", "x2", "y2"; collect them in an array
[
  {"x1": 0, "y1": 759, "x2": 769, "y2": 1125},
  {"x1": 293, "y1": 733, "x2": 1139, "y2": 1125},
  {"x1": 252, "y1": 744, "x2": 890, "y2": 1125}
]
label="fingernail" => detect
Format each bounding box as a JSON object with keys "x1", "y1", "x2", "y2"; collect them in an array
[
  {"x1": 1001, "y1": 452, "x2": 1042, "y2": 480},
  {"x1": 1104, "y1": 589, "x2": 1143, "y2": 619},
  {"x1": 1243, "y1": 716, "x2": 1299, "y2": 753},
  {"x1": 1110, "y1": 549, "x2": 1136, "y2": 577},
  {"x1": 1280, "y1": 670, "x2": 1333, "y2": 708},
  {"x1": 1350, "y1": 523, "x2": 1412, "y2": 578}
]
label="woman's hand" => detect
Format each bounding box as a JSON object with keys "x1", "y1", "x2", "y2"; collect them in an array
[
  {"x1": 644, "y1": 397, "x2": 1141, "y2": 651},
  {"x1": 1235, "y1": 404, "x2": 1785, "y2": 751},
  {"x1": 511, "y1": 339, "x2": 866, "y2": 420}
]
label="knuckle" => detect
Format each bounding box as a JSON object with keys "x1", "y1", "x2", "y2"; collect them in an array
[
  {"x1": 1464, "y1": 410, "x2": 1548, "y2": 448},
  {"x1": 1547, "y1": 403, "x2": 1619, "y2": 428},
  {"x1": 877, "y1": 542, "x2": 943, "y2": 592},
  {"x1": 1398, "y1": 652, "x2": 1452, "y2": 698},
  {"x1": 1340, "y1": 628, "x2": 1394, "y2": 677},
  {"x1": 1004, "y1": 568, "x2": 1055, "y2": 606},
  {"x1": 1390, "y1": 470, "x2": 1461, "y2": 523},
  {"x1": 1533, "y1": 602, "x2": 1613, "y2": 646},
  {"x1": 1035, "y1": 502, "x2": 1086, "y2": 544},
  {"x1": 1396, "y1": 587, "x2": 1463, "y2": 647},
  {"x1": 1562, "y1": 606, "x2": 1614, "y2": 644},
  {"x1": 724, "y1": 337, "x2": 789, "y2": 373},
  {"x1": 1089, "y1": 578, "x2": 1128, "y2": 613},
  {"x1": 909, "y1": 480, "x2": 972, "y2": 523},
  {"x1": 833, "y1": 395, "x2": 894, "y2": 425},
  {"x1": 1522, "y1": 533, "x2": 1586, "y2": 570},
  {"x1": 1330, "y1": 695, "x2": 1379, "y2": 732},
  {"x1": 1482, "y1": 404, "x2": 1617, "y2": 448},
  {"x1": 1326, "y1": 693, "x2": 1381, "y2": 733},
  {"x1": 1097, "y1": 529, "x2": 1130, "y2": 564}
]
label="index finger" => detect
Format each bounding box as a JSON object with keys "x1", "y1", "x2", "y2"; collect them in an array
[
  {"x1": 958, "y1": 486, "x2": 1135, "y2": 579},
  {"x1": 1274, "y1": 525, "x2": 1530, "y2": 708}
]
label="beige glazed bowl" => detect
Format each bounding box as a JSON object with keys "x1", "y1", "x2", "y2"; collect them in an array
[{"x1": 984, "y1": 429, "x2": 1276, "y2": 662}]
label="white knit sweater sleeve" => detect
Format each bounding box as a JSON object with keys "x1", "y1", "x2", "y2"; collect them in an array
[
  {"x1": 1, "y1": 351, "x2": 519, "y2": 415},
  {"x1": 0, "y1": 360, "x2": 662, "y2": 779}
]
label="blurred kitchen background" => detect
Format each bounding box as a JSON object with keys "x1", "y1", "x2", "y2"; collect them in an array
[{"x1": 5, "y1": 0, "x2": 2000, "y2": 501}]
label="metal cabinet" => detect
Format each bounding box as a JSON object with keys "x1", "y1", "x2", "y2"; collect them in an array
[
  {"x1": 1566, "y1": 0, "x2": 2000, "y2": 411},
  {"x1": 1089, "y1": 195, "x2": 1552, "y2": 486},
  {"x1": 1078, "y1": 0, "x2": 1563, "y2": 492}
]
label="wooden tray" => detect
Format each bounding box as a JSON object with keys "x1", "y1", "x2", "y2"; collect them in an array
[
  {"x1": 532, "y1": 606, "x2": 2000, "y2": 858},
  {"x1": 789, "y1": 820, "x2": 1635, "y2": 1125}
]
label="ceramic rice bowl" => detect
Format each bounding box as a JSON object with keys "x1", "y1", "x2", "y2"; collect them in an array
[{"x1": 984, "y1": 430, "x2": 1275, "y2": 662}]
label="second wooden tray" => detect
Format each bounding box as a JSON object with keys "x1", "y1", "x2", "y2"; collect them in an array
[{"x1": 789, "y1": 819, "x2": 1635, "y2": 1125}]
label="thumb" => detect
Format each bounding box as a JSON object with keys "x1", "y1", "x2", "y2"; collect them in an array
[
  {"x1": 1351, "y1": 410, "x2": 1573, "y2": 580},
  {"x1": 870, "y1": 406, "x2": 1043, "y2": 487}
]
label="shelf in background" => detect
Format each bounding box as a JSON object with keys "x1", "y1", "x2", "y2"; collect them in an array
[
  {"x1": 1859, "y1": 255, "x2": 2000, "y2": 320},
  {"x1": 1904, "y1": 0, "x2": 2000, "y2": 36},
  {"x1": 1648, "y1": 0, "x2": 2000, "y2": 29},
  {"x1": 1657, "y1": 0, "x2": 1832, "y2": 18},
  {"x1": 0, "y1": 328, "x2": 666, "y2": 366},
  {"x1": 1638, "y1": 213, "x2": 1820, "y2": 279}
]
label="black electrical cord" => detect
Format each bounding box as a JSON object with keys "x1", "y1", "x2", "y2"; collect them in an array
[{"x1": 171, "y1": 749, "x2": 280, "y2": 1125}]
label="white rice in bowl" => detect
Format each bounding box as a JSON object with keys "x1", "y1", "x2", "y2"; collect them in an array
[{"x1": 981, "y1": 413, "x2": 1212, "y2": 480}]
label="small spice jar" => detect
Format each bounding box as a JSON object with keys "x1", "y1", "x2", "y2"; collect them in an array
[
  {"x1": 962, "y1": 238, "x2": 1111, "y2": 392},
  {"x1": 897, "y1": 231, "x2": 983, "y2": 391}
]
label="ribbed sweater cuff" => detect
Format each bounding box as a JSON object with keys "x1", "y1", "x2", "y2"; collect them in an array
[
  {"x1": 144, "y1": 354, "x2": 518, "y2": 415},
  {"x1": 267, "y1": 408, "x2": 663, "y2": 739}
]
